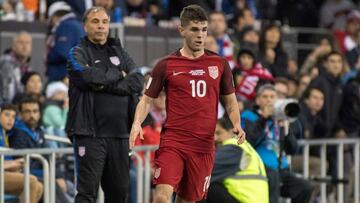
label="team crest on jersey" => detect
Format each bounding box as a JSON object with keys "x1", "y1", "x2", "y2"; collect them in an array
[
  {"x1": 208, "y1": 66, "x2": 218, "y2": 79},
  {"x1": 109, "y1": 56, "x2": 120, "y2": 65},
  {"x1": 154, "y1": 168, "x2": 161, "y2": 179},
  {"x1": 78, "y1": 146, "x2": 86, "y2": 157}
]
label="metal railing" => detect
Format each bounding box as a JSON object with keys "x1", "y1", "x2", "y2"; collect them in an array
[
  {"x1": 2, "y1": 138, "x2": 359, "y2": 203},
  {"x1": 0, "y1": 148, "x2": 73, "y2": 203},
  {"x1": 298, "y1": 138, "x2": 360, "y2": 203},
  {"x1": 130, "y1": 145, "x2": 159, "y2": 203}
]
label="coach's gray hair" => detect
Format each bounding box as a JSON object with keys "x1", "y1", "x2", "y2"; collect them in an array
[{"x1": 82, "y1": 7, "x2": 110, "y2": 23}]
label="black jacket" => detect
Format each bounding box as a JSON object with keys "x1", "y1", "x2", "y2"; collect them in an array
[
  {"x1": 306, "y1": 71, "x2": 343, "y2": 137},
  {"x1": 339, "y1": 75, "x2": 360, "y2": 135},
  {"x1": 298, "y1": 102, "x2": 327, "y2": 140},
  {"x1": 66, "y1": 37, "x2": 144, "y2": 138}
]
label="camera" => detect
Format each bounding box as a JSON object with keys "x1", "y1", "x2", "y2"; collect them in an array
[{"x1": 273, "y1": 99, "x2": 300, "y2": 122}]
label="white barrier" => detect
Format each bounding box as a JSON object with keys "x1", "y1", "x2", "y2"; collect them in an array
[
  {"x1": 0, "y1": 148, "x2": 73, "y2": 203},
  {"x1": 130, "y1": 145, "x2": 159, "y2": 203},
  {"x1": 298, "y1": 138, "x2": 360, "y2": 203}
]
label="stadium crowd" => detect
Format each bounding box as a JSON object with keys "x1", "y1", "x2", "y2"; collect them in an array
[{"x1": 0, "y1": 0, "x2": 360, "y2": 203}]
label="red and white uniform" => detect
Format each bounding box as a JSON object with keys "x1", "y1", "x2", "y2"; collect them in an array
[{"x1": 145, "y1": 49, "x2": 234, "y2": 201}]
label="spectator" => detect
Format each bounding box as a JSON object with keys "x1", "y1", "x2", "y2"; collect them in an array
[
  {"x1": 205, "y1": 35, "x2": 218, "y2": 53},
  {"x1": 42, "y1": 81, "x2": 69, "y2": 148},
  {"x1": 346, "y1": 28, "x2": 360, "y2": 69},
  {"x1": 10, "y1": 97, "x2": 47, "y2": 173},
  {"x1": 203, "y1": 117, "x2": 269, "y2": 203},
  {"x1": 10, "y1": 96, "x2": 72, "y2": 202},
  {"x1": 286, "y1": 76, "x2": 298, "y2": 98},
  {"x1": 12, "y1": 71, "x2": 44, "y2": 105},
  {"x1": 124, "y1": 0, "x2": 146, "y2": 18},
  {"x1": 306, "y1": 51, "x2": 353, "y2": 201},
  {"x1": 0, "y1": 31, "x2": 32, "y2": 103},
  {"x1": 0, "y1": 103, "x2": 43, "y2": 203},
  {"x1": 232, "y1": 8, "x2": 255, "y2": 33},
  {"x1": 241, "y1": 84, "x2": 314, "y2": 203},
  {"x1": 259, "y1": 22, "x2": 289, "y2": 77},
  {"x1": 342, "y1": 10, "x2": 360, "y2": 52},
  {"x1": 319, "y1": 0, "x2": 355, "y2": 30},
  {"x1": 274, "y1": 77, "x2": 289, "y2": 99},
  {"x1": 209, "y1": 11, "x2": 236, "y2": 68},
  {"x1": 296, "y1": 73, "x2": 312, "y2": 99},
  {"x1": 339, "y1": 70, "x2": 360, "y2": 137},
  {"x1": 275, "y1": 0, "x2": 318, "y2": 27},
  {"x1": 300, "y1": 34, "x2": 339, "y2": 74},
  {"x1": 167, "y1": 0, "x2": 214, "y2": 18},
  {"x1": 62, "y1": 0, "x2": 92, "y2": 20},
  {"x1": 46, "y1": 1, "x2": 85, "y2": 82},
  {"x1": 232, "y1": 26, "x2": 259, "y2": 61},
  {"x1": 1, "y1": 0, "x2": 17, "y2": 21},
  {"x1": 306, "y1": 51, "x2": 345, "y2": 138},
  {"x1": 233, "y1": 44, "x2": 273, "y2": 102},
  {"x1": 292, "y1": 87, "x2": 327, "y2": 176}
]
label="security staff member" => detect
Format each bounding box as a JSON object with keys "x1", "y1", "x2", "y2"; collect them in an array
[
  {"x1": 204, "y1": 118, "x2": 269, "y2": 203},
  {"x1": 67, "y1": 7, "x2": 143, "y2": 203}
]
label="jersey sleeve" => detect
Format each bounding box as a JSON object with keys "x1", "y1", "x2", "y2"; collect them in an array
[
  {"x1": 144, "y1": 59, "x2": 167, "y2": 98},
  {"x1": 220, "y1": 59, "x2": 235, "y2": 95}
]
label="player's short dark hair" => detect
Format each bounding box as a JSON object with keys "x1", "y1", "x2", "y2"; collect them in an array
[
  {"x1": 0, "y1": 103, "x2": 17, "y2": 113},
  {"x1": 18, "y1": 96, "x2": 40, "y2": 112},
  {"x1": 82, "y1": 7, "x2": 110, "y2": 23},
  {"x1": 217, "y1": 117, "x2": 233, "y2": 130},
  {"x1": 180, "y1": 5, "x2": 208, "y2": 27}
]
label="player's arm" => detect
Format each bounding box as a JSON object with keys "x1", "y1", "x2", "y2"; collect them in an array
[
  {"x1": 220, "y1": 58, "x2": 245, "y2": 144},
  {"x1": 129, "y1": 59, "x2": 166, "y2": 149},
  {"x1": 222, "y1": 93, "x2": 245, "y2": 144},
  {"x1": 129, "y1": 94, "x2": 154, "y2": 149}
]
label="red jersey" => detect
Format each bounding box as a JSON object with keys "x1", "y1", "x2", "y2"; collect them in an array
[{"x1": 145, "y1": 49, "x2": 235, "y2": 153}]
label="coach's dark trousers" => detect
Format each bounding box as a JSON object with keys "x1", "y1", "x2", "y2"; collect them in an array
[{"x1": 73, "y1": 136, "x2": 130, "y2": 203}]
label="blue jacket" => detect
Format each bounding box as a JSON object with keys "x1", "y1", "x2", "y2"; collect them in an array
[
  {"x1": 241, "y1": 109, "x2": 299, "y2": 170},
  {"x1": 10, "y1": 119, "x2": 46, "y2": 149},
  {"x1": 46, "y1": 13, "x2": 85, "y2": 82},
  {"x1": 0, "y1": 126, "x2": 13, "y2": 160},
  {"x1": 9, "y1": 119, "x2": 46, "y2": 177}
]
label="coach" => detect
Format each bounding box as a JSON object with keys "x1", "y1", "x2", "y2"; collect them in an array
[{"x1": 66, "y1": 7, "x2": 143, "y2": 203}]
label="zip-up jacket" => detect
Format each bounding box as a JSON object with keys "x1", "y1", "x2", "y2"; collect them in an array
[{"x1": 66, "y1": 37, "x2": 143, "y2": 138}]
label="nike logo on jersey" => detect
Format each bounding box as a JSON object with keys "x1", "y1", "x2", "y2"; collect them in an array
[
  {"x1": 94, "y1": 60, "x2": 101, "y2": 63},
  {"x1": 173, "y1": 71, "x2": 186, "y2": 76}
]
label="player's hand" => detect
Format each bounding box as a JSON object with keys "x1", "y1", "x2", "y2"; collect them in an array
[
  {"x1": 129, "y1": 121, "x2": 144, "y2": 149},
  {"x1": 233, "y1": 125, "x2": 246, "y2": 144}
]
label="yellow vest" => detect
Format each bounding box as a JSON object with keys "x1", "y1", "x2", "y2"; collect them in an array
[{"x1": 223, "y1": 138, "x2": 269, "y2": 203}]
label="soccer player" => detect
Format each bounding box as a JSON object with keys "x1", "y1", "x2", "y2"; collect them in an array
[{"x1": 129, "y1": 5, "x2": 246, "y2": 203}]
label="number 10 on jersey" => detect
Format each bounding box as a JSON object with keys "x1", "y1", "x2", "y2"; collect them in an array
[{"x1": 190, "y1": 80, "x2": 206, "y2": 97}]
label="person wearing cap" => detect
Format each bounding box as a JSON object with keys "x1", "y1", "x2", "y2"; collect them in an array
[
  {"x1": 42, "y1": 81, "x2": 69, "y2": 148},
  {"x1": 241, "y1": 84, "x2": 314, "y2": 203},
  {"x1": 0, "y1": 31, "x2": 32, "y2": 103},
  {"x1": 233, "y1": 43, "x2": 273, "y2": 102},
  {"x1": 67, "y1": 7, "x2": 143, "y2": 203},
  {"x1": 46, "y1": 1, "x2": 85, "y2": 82}
]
